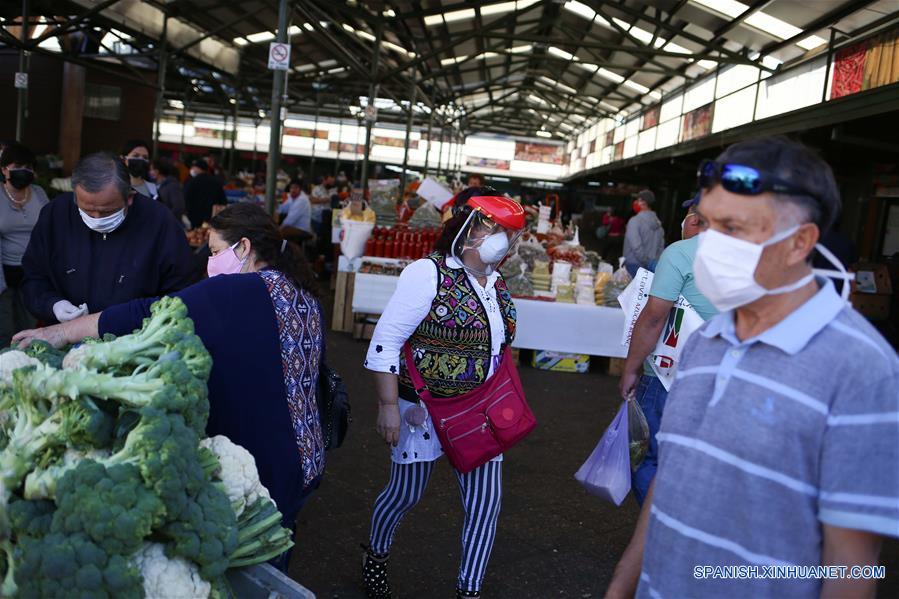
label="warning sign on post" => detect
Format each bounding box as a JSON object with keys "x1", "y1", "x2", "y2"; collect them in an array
[
  {"x1": 268, "y1": 42, "x2": 290, "y2": 70},
  {"x1": 14, "y1": 72, "x2": 28, "y2": 89}
]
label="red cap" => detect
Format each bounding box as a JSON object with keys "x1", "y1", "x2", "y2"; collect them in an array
[{"x1": 466, "y1": 195, "x2": 525, "y2": 231}]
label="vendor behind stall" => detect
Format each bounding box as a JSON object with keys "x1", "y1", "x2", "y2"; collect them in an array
[
  {"x1": 14, "y1": 203, "x2": 325, "y2": 567},
  {"x1": 21, "y1": 152, "x2": 195, "y2": 323}
]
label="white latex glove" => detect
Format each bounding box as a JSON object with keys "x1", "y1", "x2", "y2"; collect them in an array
[{"x1": 52, "y1": 300, "x2": 88, "y2": 322}]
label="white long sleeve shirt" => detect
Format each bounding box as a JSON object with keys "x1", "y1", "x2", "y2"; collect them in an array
[{"x1": 364, "y1": 255, "x2": 506, "y2": 464}]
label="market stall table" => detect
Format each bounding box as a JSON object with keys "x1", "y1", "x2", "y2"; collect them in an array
[{"x1": 350, "y1": 272, "x2": 627, "y2": 358}]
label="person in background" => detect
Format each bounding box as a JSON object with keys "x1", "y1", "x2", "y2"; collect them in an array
[
  {"x1": 21, "y1": 152, "x2": 194, "y2": 323},
  {"x1": 310, "y1": 174, "x2": 336, "y2": 229},
  {"x1": 279, "y1": 179, "x2": 308, "y2": 218},
  {"x1": 121, "y1": 139, "x2": 157, "y2": 200},
  {"x1": 202, "y1": 153, "x2": 225, "y2": 184},
  {"x1": 0, "y1": 143, "x2": 50, "y2": 345},
  {"x1": 184, "y1": 158, "x2": 227, "y2": 229},
  {"x1": 623, "y1": 189, "x2": 664, "y2": 276},
  {"x1": 617, "y1": 193, "x2": 716, "y2": 505},
  {"x1": 281, "y1": 181, "x2": 313, "y2": 237},
  {"x1": 149, "y1": 157, "x2": 185, "y2": 224},
  {"x1": 467, "y1": 173, "x2": 485, "y2": 188},
  {"x1": 14, "y1": 203, "x2": 324, "y2": 572},
  {"x1": 607, "y1": 136, "x2": 898, "y2": 599}
]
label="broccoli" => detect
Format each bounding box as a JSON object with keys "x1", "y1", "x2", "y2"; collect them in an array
[
  {"x1": 160, "y1": 482, "x2": 238, "y2": 581},
  {"x1": 14, "y1": 532, "x2": 143, "y2": 599},
  {"x1": 8, "y1": 357, "x2": 210, "y2": 434},
  {"x1": 7, "y1": 498, "x2": 55, "y2": 538},
  {"x1": 23, "y1": 340, "x2": 66, "y2": 370},
  {"x1": 50, "y1": 461, "x2": 165, "y2": 555},
  {"x1": 62, "y1": 296, "x2": 212, "y2": 381}
]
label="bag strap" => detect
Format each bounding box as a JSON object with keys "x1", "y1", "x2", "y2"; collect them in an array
[{"x1": 402, "y1": 343, "x2": 433, "y2": 402}]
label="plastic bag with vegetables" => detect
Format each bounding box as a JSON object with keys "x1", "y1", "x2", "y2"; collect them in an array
[{"x1": 627, "y1": 394, "x2": 650, "y2": 471}]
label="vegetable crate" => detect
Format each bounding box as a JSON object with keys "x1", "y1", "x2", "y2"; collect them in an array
[{"x1": 531, "y1": 350, "x2": 590, "y2": 373}]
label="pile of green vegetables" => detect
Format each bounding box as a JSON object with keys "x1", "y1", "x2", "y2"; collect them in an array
[{"x1": 0, "y1": 297, "x2": 293, "y2": 598}]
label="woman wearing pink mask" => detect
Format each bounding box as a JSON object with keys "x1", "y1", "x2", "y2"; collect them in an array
[{"x1": 14, "y1": 203, "x2": 325, "y2": 570}]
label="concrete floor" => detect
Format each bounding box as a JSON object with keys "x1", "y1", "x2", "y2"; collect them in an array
[{"x1": 289, "y1": 332, "x2": 899, "y2": 598}]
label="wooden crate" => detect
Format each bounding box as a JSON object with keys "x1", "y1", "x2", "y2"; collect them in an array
[
  {"x1": 607, "y1": 358, "x2": 626, "y2": 376},
  {"x1": 331, "y1": 271, "x2": 355, "y2": 333}
]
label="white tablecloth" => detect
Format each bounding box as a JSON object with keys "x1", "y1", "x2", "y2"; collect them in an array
[{"x1": 350, "y1": 274, "x2": 627, "y2": 358}]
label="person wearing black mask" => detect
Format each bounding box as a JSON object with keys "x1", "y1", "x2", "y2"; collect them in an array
[
  {"x1": 0, "y1": 143, "x2": 49, "y2": 345},
  {"x1": 121, "y1": 139, "x2": 157, "y2": 200},
  {"x1": 184, "y1": 158, "x2": 227, "y2": 229}
]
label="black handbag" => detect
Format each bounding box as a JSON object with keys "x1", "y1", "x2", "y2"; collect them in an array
[{"x1": 315, "y1": 318, "x2": 350, "y2": 450}]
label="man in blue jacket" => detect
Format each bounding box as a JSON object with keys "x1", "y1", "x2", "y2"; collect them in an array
[{"x1": 21, "y1": 152, "x2": 195, "y2": 323}]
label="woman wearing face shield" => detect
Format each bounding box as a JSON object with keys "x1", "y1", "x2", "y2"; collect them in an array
[
  {"x1": 361, "y1": 187, "x2": 526, "y2": 599},
  {"x1": 0, "y1": 143, "x2": 49, "y2": 346}
]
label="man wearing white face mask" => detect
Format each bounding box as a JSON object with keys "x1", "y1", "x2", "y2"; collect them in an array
[
  {"x1": 21, "y1": 152, "x2": 194, "y2": 324},
  {"x1": 607, "y1": 136, "x2": 898, "y2": 599}
]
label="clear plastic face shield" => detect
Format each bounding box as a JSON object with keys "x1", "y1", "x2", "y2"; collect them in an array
[{"x1": 450, "y1": 209, "x2": 523, "y2": 277}]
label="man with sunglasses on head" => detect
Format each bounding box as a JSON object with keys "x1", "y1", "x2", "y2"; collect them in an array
[{"x1": 606, "y1": 136, "x2": 898, "y2": 599}]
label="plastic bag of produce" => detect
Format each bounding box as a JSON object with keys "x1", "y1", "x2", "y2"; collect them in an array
[
  {"x1": 506, "y1": 263, "x2": 534, "y2": 297},
  {"x1": 575, "y1": 401, "x2": 631, "y2": 505},
  {"x1": 627, "y1": 393, "x2": 650, "y2": 471},
  {"x1": 612, "y1": 256, "x2": 632, "y2": 285}
]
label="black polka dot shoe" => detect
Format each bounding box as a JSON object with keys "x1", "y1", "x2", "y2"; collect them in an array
[
  {"x1": 456, "y1": 588, "x2": 481, "y2": 598},
  {"x1": 361, "y1": 545, "x2": 392, "y2": 599}
]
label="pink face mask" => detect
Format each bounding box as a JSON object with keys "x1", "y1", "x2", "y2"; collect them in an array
[{"x1": 207, "y1": 241, "x2": 248, "y2": 277}]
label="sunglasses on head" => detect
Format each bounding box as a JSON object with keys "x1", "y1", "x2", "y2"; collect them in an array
[{"x1": 697, "y1": 159, "x2": 820, "y2": 202}]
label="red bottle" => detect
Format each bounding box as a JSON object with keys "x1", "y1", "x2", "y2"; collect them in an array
[
  {"x1": 375, "y1": 236, "x2": 385, "y2": 257},
  {"x1": 364, "y1": 238, "x2": 375, "y2": 256}
]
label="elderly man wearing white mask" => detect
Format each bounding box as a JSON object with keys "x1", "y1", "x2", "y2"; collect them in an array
[
  {"x1": 21, "y1": 152, "x2": 194, "y2": 324},
  {"x1": 606, "y1": 136, "x2": 898, "y2": 599}
]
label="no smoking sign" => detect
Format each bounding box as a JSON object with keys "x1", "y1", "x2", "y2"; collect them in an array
[{"x1": 268, "y1": 42, "x2": 291, "y2": 71}]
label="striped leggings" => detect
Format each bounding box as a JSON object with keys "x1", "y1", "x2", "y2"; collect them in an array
[{"x1": 369, "y1": 460, "x2": 503, "y2": 593}]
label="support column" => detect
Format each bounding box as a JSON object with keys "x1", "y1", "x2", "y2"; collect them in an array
[
  {"x1": 58, "y1": 62, "x2": 85, "y2": 174},
  {"x1": 264, "y1": 0, "x2": 290, "y2": 214},
  {"x1": 152, "y1": 15, "x2": 168, "y2": 158},
  {"x1": 228, "y1": 99, "x2": 237, "y2": 174},
  {"x1": 423, "y1": 107, "x2": 433, "y2": 176},
  {"x1": 360, "y1": 19, "x2": 383, "y2": 191},
  {"x1": 16, "y1": 0, "x2": 29, "y2": 142},
  {"x1": 399, "y1": 72, "x2": 417, "y2": 197},
  {"x1": 178, "y1": 99, "x2": 189, "y2": 159},
  {"x1": 310, "y1": 91, "x2": 320, "y2": 179},
  {"x1": 353, "y1": 118, "x2": 362, "y2": 182},
  {"x1": 334, "y1": 116, "x2": 343, "y2": 176},
  {"x1": 436, "y1": 125, "x2": 445, "y2": 178}
]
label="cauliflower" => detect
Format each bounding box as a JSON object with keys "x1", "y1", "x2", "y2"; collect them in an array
[
  {"x1": 0, "y1": 350, "x2": 41, "y2": 382},
  {"x1": 130, "y1": 542, "x2": 211, "y2": 599},
  {"x1": 200, "y1": 435, "x2": 270, "y2": 516}
]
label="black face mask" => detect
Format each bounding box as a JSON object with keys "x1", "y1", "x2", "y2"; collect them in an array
[
  {"x1": 7, "y1": 169, "x2": 34, "y2": 190},
  {"x1": 127, "y1": 158, "x2": 148, "y2": 178}
]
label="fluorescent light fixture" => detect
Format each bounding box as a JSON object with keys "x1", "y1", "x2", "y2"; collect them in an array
[
  {"x1": 169, "y1": 99, "x2": 185, "y2": 110},
  {"x1": 342, "y1": 24, "x2": 355, "y2": 32},
  {"x1": 287, "y1": 25, "x2": 303, "y2": 36},
  {"x1": 536, "y1": 130, "x2": 553, "y2": 138},
  {"x1": 474, "y1": 51, "x2": 500, "y2": 60},
  {"x1": 303, "y1": 23, "x2": 315, "y2": 32},
  {"x1": 327, "y1": 67, "x2": 347, "y2": 74},
  {"x1": 319, "y1": 59, "x2": 339, "y2": 68},
  {"x1": 563, "y1": 0, "x2": 596, "y2": 20},
  {"x1": 595, "y1": 68, "x2": 625, "y2": 84},
  {"x1": 383, "y1": 9, "x2": 396, "y2": 17},
  {"x1": 357, "y1": 30, "x2": 376, "y2": 41},
  {"x1": 246, "y1": 31, "x2": 275, "y2": 43},
  {"x1": 383, "y1": 40, "x2": 415, "y2": 57},
  {"x1": 507, "y1": 44, "x2": 532, "y2": 54},
  {"x1": 258, "y1": 109, "x2": 266, "y2": 118},
  {"x1": 233, "y1": 37, "x2": 249, "y2": 46},
  {"x1": 229, "y1": 98, "x2": 237, "y2": 104},
  {"x1": 528, "y1": 94, "x2": 548, "y2": 105},
  {"x1": 548, "y1": 46, "x2": 576, "y2": 61},
  {"x1": 424, "y1": 8, "x2": 475, "y2": 26},
  {"x1": 559, "y1": 122, "x2": 575, "y2": 130},
  {"x1": 440, "y1": 55, "x2": 468, "y2": 66},
  {"x1": 294, "y1": 64, "x2": 316, "y2": 72}
]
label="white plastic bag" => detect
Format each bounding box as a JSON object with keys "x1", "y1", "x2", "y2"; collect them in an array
[
  {"x1": 575, "y1": 401, "x2": 631, "y2": 505},
  {"x1": 339, "y1": 220, "x2": 375, "y2": 259}
]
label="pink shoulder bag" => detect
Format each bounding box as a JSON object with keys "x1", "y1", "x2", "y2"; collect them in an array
[{"x1": 402, "y1": 344, "x2": 537, "y2": 473}]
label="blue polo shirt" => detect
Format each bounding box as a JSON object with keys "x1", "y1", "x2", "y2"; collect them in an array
[{"x1": 639, "y1": 278, "x2": 899, "y2": 598}]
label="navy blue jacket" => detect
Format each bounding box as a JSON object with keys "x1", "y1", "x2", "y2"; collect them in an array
[
  {"x1": 22, "y1": 193, "x2": 195, "y2": 322},
  {"x1": 99, "y1": 273, "x2": 317, "y2": 521}
]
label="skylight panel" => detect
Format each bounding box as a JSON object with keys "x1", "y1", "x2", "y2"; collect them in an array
[
  {"x1": 233, "y1": 37, "x2": 249, "y2": 46},
  {"x1": 796, "y1": 35, "x2": 827, "y2": 51},
  {"x1": 563, "y1": 0, "x2": 596, "y2": 20},
  {"x1": 622, "y1": 80, "x2": 650, "y2": 94}
]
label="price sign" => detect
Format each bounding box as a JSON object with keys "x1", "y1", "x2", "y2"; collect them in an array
[{"x1": 268, "y1": 42, "x2": 291, "y2": 70}]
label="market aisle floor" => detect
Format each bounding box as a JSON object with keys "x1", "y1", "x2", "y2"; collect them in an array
[{"x1": 290, "y1": 332, "x2": 899, "y2": 598}]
